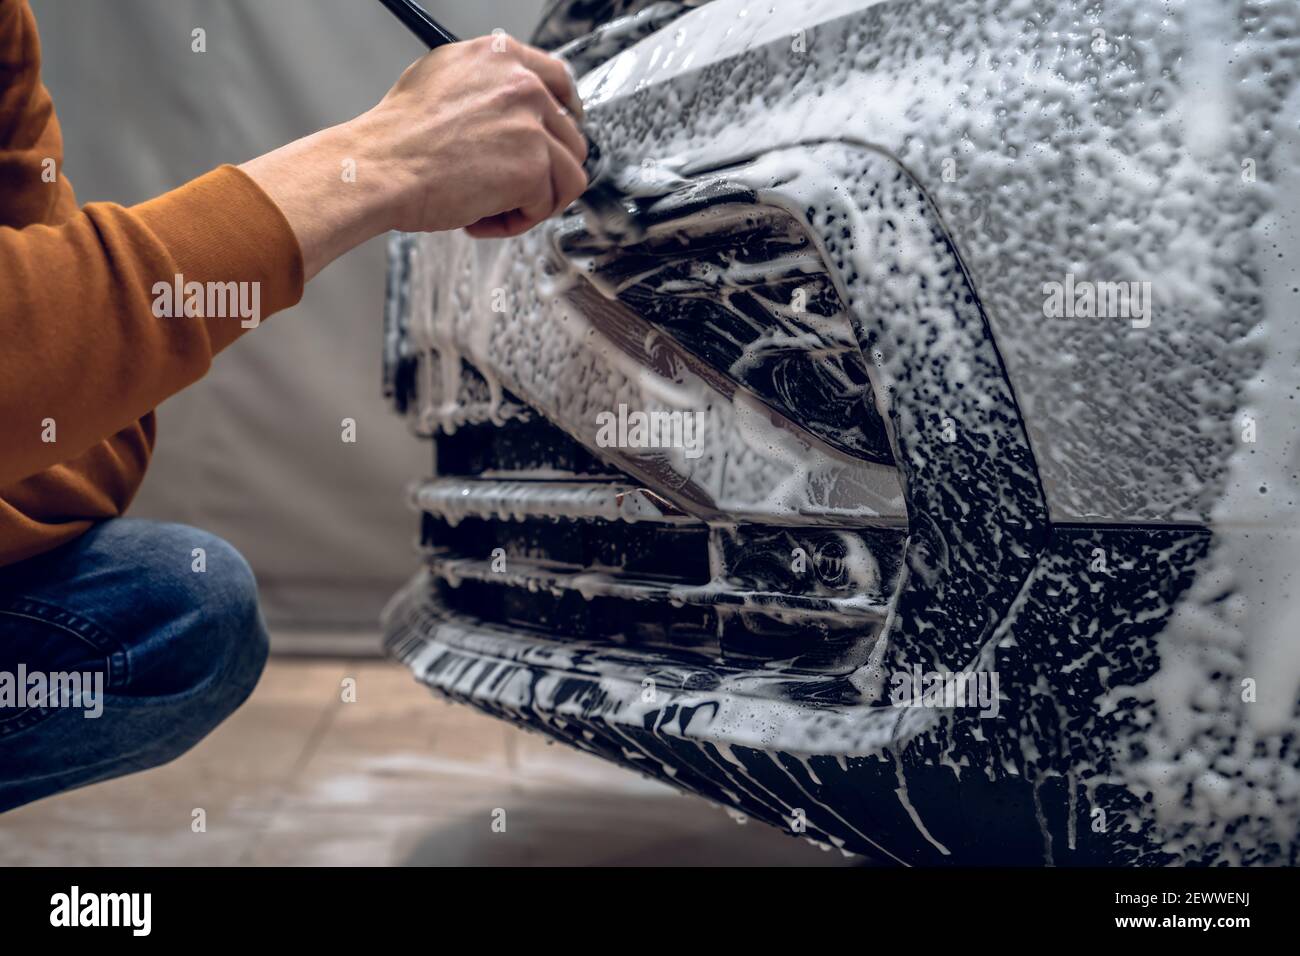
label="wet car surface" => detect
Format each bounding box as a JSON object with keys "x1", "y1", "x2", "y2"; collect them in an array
[{"x1": 382, "y1": 0, "x2": 1300, "y2": 865}]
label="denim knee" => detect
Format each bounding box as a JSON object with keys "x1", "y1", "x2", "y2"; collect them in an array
[
  {"x1": 103, "y1": 521, "x2": 270, "y2": 702},
  {"x1": 0, "y1": 520, "x2": 272, "y2": 806},
  {"x1": 114, "y1": 525, "x2": 270, "y2": 769}
]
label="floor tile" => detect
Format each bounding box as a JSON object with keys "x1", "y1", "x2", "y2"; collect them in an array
[{"x1": 1, "y1": 657, "x2": 858, "y2": 867}]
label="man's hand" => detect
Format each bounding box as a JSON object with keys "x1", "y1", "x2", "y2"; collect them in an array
[
  {"x1": 371, "y1": 36, "x2": 589, "y2": 238},
  {"x1": 240, "y1": 35, "x2": 588, "y2": 281}
]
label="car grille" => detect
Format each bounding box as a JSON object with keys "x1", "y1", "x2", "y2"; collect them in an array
[
  {"x1": 407, "y1": 413, "x2": 905, "y2": 676},
  {"x1": 383, "y1": 147, "x2": 938, "y2": 679}
]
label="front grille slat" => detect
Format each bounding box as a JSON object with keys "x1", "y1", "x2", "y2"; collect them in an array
[
  {"x1": 412, "y1": 477, "x2": 691, "y2": 525},
  {"x1": 408, "y1": 415, "x2": 904, "y2": 676},
  {"x1": 427, "y1": 553, "x2": 889, "y2": 623}
]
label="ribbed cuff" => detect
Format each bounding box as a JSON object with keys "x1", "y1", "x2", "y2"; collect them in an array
[{"x1": 132, "y1": 164, "x2": 305, "y2": 352}]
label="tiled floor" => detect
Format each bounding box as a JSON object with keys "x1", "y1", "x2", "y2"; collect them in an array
[{"x1": 0, "y1": 659, "x2": 855, "y2": 866}]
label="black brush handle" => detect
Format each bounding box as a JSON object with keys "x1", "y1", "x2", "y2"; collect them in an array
[{"x1": 376, "y1": 0, "x2": 459, "y2": 47}]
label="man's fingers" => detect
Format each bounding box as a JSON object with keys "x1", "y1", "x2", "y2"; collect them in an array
[
  {"x1": 465, "y1": 130, "x2": 588, "y2": 240},
  {"x1": 466, "y1": 210, "x2": 527, "y2": 239},
  {"x1": 511, "y1": 41, "x2": 584, "y2": 119},
  {"x1": 546, "y1": 135, "x2": 588, "y2": 215},
  {"x1": 513, "y1": 159, "x2": 558, "y2": 233},
  {"x1": 475, "y1": 153, "x2": 556, "y2": 239},
  {"x1": 540, "y1": 93, "x2": 590, "y2": 168}
]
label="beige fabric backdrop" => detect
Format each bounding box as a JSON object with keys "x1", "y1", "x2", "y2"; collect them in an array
[{"x1": 31, "y1": 0, "x2": 546, "y2": 628}]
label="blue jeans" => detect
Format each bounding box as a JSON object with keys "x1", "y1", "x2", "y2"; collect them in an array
[{"x1": 0, "y1": 519, "x2": 268, "y2": 812}]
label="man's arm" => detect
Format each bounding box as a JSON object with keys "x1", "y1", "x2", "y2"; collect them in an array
[{"x1": 0, "y1": 31, "x2": 587, "y2": 490}]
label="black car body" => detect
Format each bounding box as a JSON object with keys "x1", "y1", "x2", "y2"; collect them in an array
[{"x1": 382, "y1": 0, "x2": 1300, "y2": 865}]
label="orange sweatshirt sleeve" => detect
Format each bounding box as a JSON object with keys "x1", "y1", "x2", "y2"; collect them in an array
[
  {"x1": 0, "y1": 168, "x2": 305, "y2": 490},
  {"x1": 0, "y1": 0, "x2": 304, "y2": 564}
]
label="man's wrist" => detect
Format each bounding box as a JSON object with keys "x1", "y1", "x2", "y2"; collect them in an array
[
  {"x1": 333, "y1": 109, "x2": 408, "y2": 238},
  {"x1": 239, "y1": 117, "x2": 400, "y2": 282}
]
